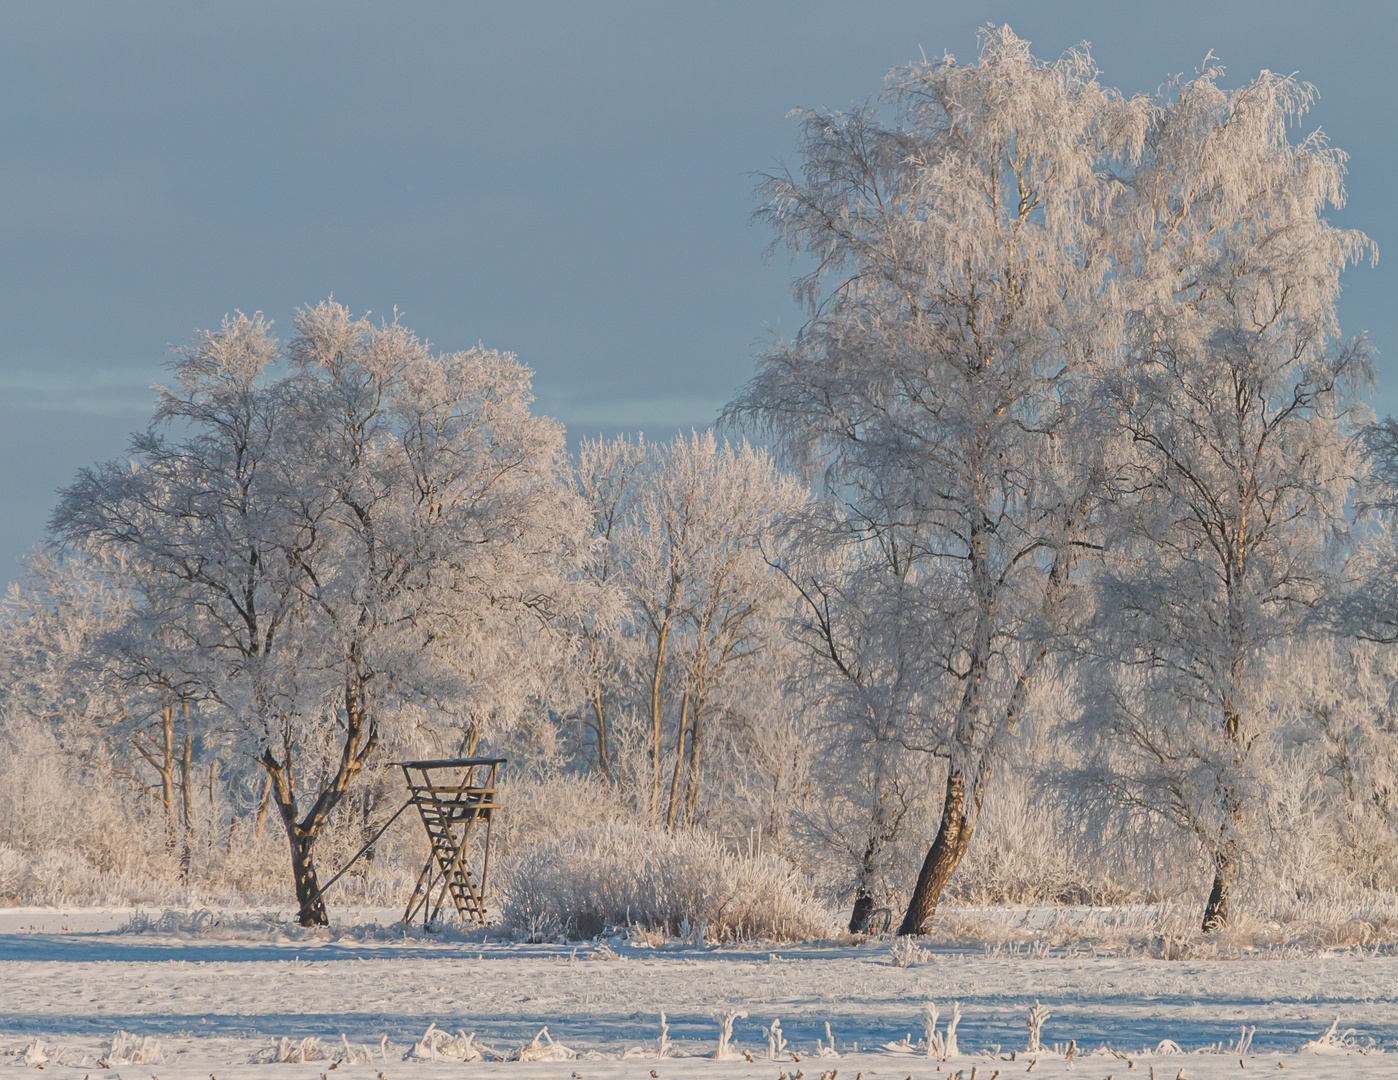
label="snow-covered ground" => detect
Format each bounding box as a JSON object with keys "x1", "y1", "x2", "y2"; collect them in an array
[{"x1": 2, "y1": 906, "x2": 1395, "y2": 1080}]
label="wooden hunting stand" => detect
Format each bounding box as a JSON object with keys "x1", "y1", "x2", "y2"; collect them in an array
[{"x1": 397, "y1": 757, "x2": 504, "y2": 927}]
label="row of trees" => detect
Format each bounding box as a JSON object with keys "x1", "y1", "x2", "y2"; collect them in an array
[
  {"x1": 728, "y1": 26, "x2": 1384, "y2": 933},
  {"x1": 6, "y1": 27, "x2": 1398, "y2": 935}
]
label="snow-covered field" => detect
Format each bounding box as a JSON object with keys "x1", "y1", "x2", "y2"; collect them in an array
[{"x1": 2, "y1": 906, "x2": 1396, "y2": 1080}]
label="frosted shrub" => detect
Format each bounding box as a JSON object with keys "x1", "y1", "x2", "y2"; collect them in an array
[
  {"x1": 923, "y1": 1001, "x2": 959, "y2": 1060},
  {"x1": 944, "y1": 768, "x2": 1072, "y2": 903},
  {"x1": 764, "y1": 1019, "x2": 787, "y2": 1060},
  {"x1": 512, "y1": 1028, "x2": 576, "y2": 1062},
  {"x1": 411, "y1": 1024, "x2": 486, "y2": 1062},
  {"x1": 501, "y1": 822, "x2": 833, "y2": 942},
  {"x1": 25, "y1": 849, "x2": 95, "y2": 902},
  {"x1": 262, "y1": 1036, "x2": 328, "y2": 1064},
  {"x1": 715, "y1": 1010, "x2": 747, "y2": 1059},
  {"x1": 1027, "y1": 1001, "x2": 1050, "y2": 1054},
  {"x1": 889, "y1": 936, "x2": 932, "y2": 967},
  {"x1": 946, "y1": 756, "x2": 1142, "y2": 906},
  {"x1": 101, "y1": 1032, "x2": 164, "y2": 1067},
  {"x1": 1300, "y1": 1018, "x2": 1361, "y2": 1054}
]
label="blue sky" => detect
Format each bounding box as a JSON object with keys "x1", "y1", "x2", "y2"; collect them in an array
[{"x1": 1, "y1": 2, "x2": 1394, "y2": 580}]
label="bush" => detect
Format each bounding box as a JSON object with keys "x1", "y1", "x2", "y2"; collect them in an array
[{"x1": 501, "y1": 822, "x2": 833, "y2": 942}]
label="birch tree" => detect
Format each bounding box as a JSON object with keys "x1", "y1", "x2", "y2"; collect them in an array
[
  {"x1": 1083, "y1": 60, "x2": 1372, "y2": 930},
  {"x1": 51, "y1": 302, "x2": 584, "y2": 923},
  {"x1": 727, "y1": 26, "x2": 1143, "y2": 933},
  {"x1": 770, "y1": 509, "x2": 938, "y2": 932}
]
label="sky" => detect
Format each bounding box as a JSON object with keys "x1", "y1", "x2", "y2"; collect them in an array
[{"x1": 1, "y1": 1, "x2": 1395, "y2": 582}]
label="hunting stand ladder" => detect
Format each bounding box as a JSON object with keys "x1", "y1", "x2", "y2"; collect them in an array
[{"x1": 397, "y1": 757, "x2": 503, "y2": 926}]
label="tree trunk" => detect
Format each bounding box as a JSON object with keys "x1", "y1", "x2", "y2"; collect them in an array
[
  {"x1": 161, "y1": 705, "x2": 177, "y2": 849},
  {"x1": 849, "y1": 830, "x2": 880, "y2": 934},
  {"x1": 849, "y1": 893, "x2": 876, "y2": 935},
  {"x1": 683, "y1": 703, "x2": 703, "y2": 826},
  {"x1": 589, "y1": 686, "x2": 610, "y2": 780},
  {"x1": 665, "y1": 689, "x2": 691, "y2": 831},
  {"x1": 254, "y1": 774, "x2": 272, "y2": 840},
  {"x1": 462, "y1": 718, "x2": 482, "y2": 756},
  {"x1": 896, "y1": 550, "x2": 1057, "y2": 936},
  {"x1": 206, "y1": 760, "x2": 217, "y2": 861},
  {"x1": 288, "y1": 830, "x2": 329, "y2": 926},
  {"x1": 898, "y1": 768, "x2": 978, "y2": 935},
  {"x1": 361, "y1": 789, "x2": 377, "y2": 867},
  {"x1": 648, "y1": 623, "x2": 670, "y2": 828},
  {"x1": 1203, "y1": 696, "x2": 1246, "y2": 932},
  {"x1": 1202, "y1": 847, "x2": 1235, "y2": 932},
  {"x1": 267, "y1": 787, "x2": 335, "y2": 927},
  {"x1": 263, "y1": 668, "x2": 380, "y2": 927},
  {"x1": 179, "y1": 718, "x2": 194, "y2": 882},
  {"x1": 901, "y1": 514, "x2": 992, "y2": 938},
  {"x1": 850, "y1": 775, "x2": 889, "y2": 934}
]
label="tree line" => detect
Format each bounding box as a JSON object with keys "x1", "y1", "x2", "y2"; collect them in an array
[{"x1": 6, "y1": 27, "x2": 1398, "y2": 935}]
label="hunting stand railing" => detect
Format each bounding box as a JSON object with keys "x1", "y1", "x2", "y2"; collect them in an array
[{"x1": 397, "y1": 757, "x2": 503, "y2": 927}]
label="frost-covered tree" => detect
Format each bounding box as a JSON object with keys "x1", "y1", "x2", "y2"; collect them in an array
[
  {"x1": 51, "y1": 302, "x2": 584, "y2": 924},
  {"x1": 1318, "y1": 422, "x2": 1398, "y2": 884},
  {"x1": 1280, "y1": 636, "x2": 1398, "y2": 890},
  {"x1": 0, "y1": 551, "x2": 153, "y2": 821},
  {"x1": 727, "y1": 26, "x2": 1144, "y2": 934},
  {"x1": 770, "y1": 509, "x2": 938, "y2": 932},
  {"x1": 1081, "y1": 61, "x2": 1373, "y2": 930},
  {"x1": 1342, "y1": 420, "x2": 1398, "y2": 646},
  {"x1": 642, "y1": 437, "x2": 807, "y2": 832},
  {"x1": 0, "y1": 551, "x2": 133, "y2": 758},
  {"x1": 565, "y1": 433, "x2": 807, "y2": 831},
  {"x1": 567, "y1": 436, "x2": 648, "y2": 781}
]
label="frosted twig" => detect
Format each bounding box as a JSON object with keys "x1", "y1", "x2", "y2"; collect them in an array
[
  {"x1": 1027, "y1": 1001, "x2": 1050, "y2": 1054},
  {"x1": 766, "y1": 1018, "x2": 788, "y2": 1060},
  {"x1": 717, "y1": 1010, "x2": 748, "y2": 1060},
  {"x1": 817, "y1": 1020, "x2": 839, "y2": 1058}
]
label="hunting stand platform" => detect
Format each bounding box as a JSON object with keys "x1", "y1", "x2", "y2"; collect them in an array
[{"x1": 397, "y1": 757, "x2": 503, "y2": 927}]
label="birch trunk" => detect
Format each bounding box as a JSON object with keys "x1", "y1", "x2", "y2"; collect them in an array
[
  {"x1": 648, "y1": 623, "x2": 670, "y2": 827},
  {"x1": 161, "y1": 705, "x2": 177, "y2": 849},
  {"x1": 682, "y1": 702, "x2": 703, "y2": 827},
  {"x1": 897, "y1": 768, "x2": 981, "y2": 935},
  {"x1": 665, "y1": 689, "x2": 691, "y2": 832}
]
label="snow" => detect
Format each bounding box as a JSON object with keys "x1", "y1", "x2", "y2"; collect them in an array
[{"x1": 2, "y1": 907, "x2": 1397, "y2": 1079}]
